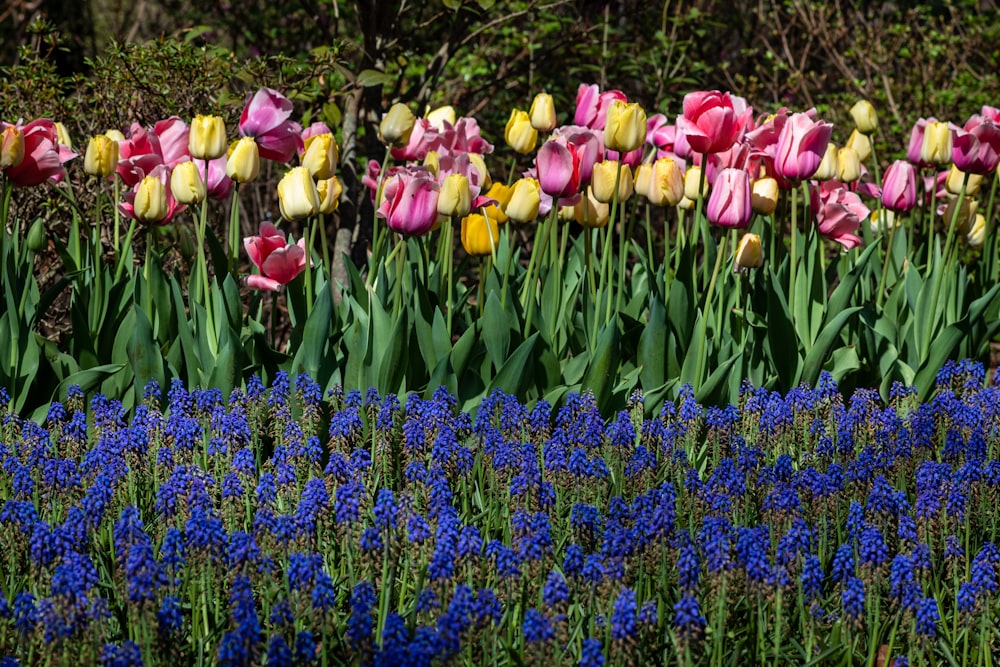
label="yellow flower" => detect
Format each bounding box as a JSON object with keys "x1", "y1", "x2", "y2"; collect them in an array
[
  {"x1": 301, "y1": 133, "x2": 339, "y2": 180},
  {"x1": 529, "y1": 93, "x2": 556, "y2": 132},
  {"x1": 646, "y1": 158, "x2": 684, "y2": 207},
  {"x1": 505, "y1": 109, "x2": 538, "y2": 155},
  {"x1": 380, "y1": 103, "x2": 415, "y2": 146},
  {"x1": 591, "y1": 161, "x2": 633, "y2": 204},
  {"x1": 317, "y1": 176, "x2": 343, "y2": 214},
  {"x1": 849, "y1": 100, "x2": 878, "y2": 135},
  {"x1": 104, "y1": 129, "x2": 126, "y2": 143},
  {"x1": 734, "y1": 233, "x2": 763, "y2": 271},
  {"x1": 469, "y1": 153, "x2": 491, "y2": 191},
  {"x1": 604, "y1": 101, "x2": 646, "y2": 153},
  {"x1": 437, "y1": 173, "x2": 472, "y2": 218},
  {"x1": 846, "y1": 129, "x2": 871, "y2": 163},
  {"x1": 425, "y1": 105, "x2": 456, "y2": 130},
  {"x1": 1, "y1": 125, "x2": 25, "y2": 170},
  {"x1": 461, "y1": 213, "x2": 500, "y2": 256},
  {"x1": 683, "y1": 166, "x2": 707, "y2": 201},
  {"x1": 226, "y1": 137, "x2": 260, "y2": 183},
  {"x1": 277, "y1": 166, "x2": 321, "y2": 220},
  {"x1": 189, "y1": 115, "x2": 227, "y2": 160},
  {"x1": 837, "y1": 147, "x2": 861, "y2": 183},
  {"x1": 54, "y1": 122, "x2": 73, "y2": 150},
  {"x1": 813, "y1": 143, "x2": 838, "y2": 181},
  {"x1": 751, "y1": 177, "x2": 779, "y2": 216},
  {"x1": 945, "y1": 165, "x2": 983, "y2": 196},
  {"x1": 967, "y1": 213, "x2": 987, "y2": 248},
  {"x1": 573, "y1": 187, "x2": 610, "y2": 228},
  {"x1": 506, "y1": 178, "x2": 541, "y2": 223},
  {"x1": 83, "y1": 135, "x2": 119, "y2": 177},
  {"x1": 134, "y1": 175, "x2": 168, "y2": 223},
  {"x1": 170, "y1": 161, "x2": 206, "y2": 204},
  {"x1": 921, "y1": 121, "x2": 952, "y2": 165},
  {"x1": 482, "y1": 183, "x2": 513, "y2": 224}
]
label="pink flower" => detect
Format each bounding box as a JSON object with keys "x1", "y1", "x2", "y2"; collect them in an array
[
  {"x1": 5, "y1": 119, "x2": 74, "y2": 186},
  {"x1": 118, "y1": 164, "x2": 183, "y2": 225},
  {"x1": 574, "y1": 84, "x2": 627, "y2": 130},
  {"x1": 951, "y1": 115, "x2": 1000, "y2": 175},
  {"x1": 773, "y1": 111, "x2": 833, "y2": 181},
  {"x1": 428, "y1": 117, "x2": 494, "y2": 157},
  {"x1": 880, "y1": 160, "x2": 917, "y2": 212},
  {"x1": 377, "y1": 167, "x2": 440, "y2": 236},
  {"x1": 676, "y1": 90, "x2": 753, "y2": 155},
  {"x1": 552, "y1": 126, "x2": 603, "y2": 185},
  {"x1": 238, "y1": 87, "x2": 303, "y2": 163},
  {"x1": 192, "y1": 156, "x2": 232, "y2": 200},
  {"x1": 906, "y1": 118, "x2": 932, "y2": 166},
  {"x1": 391, "y1": 118, "x2": 437, "y2": 162},
  {"x1": 301, "y1": 121, "x2": 333, "y2": 144},
  {"x1": 706, "y1": 167, "x2": 752, "y2": 228},
  {"x1": 153, "y1": 117, "x2": 190, "y2": 167},
  {"x1": 244, "y1": 222, "x2": 307, "y2": 291},
  {"x1": 535, "y1": 139, "x2": 582, "y2": 199},
  {"x1": 812, "y1": 182, "x2": 869, "y2": 250}
]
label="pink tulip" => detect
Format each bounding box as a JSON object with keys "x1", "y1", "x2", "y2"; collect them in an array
[
  {"x1": 907, "y1": 118, "x2": 931, "y2": 166},
  {"x1": 427, "y1": 117, "x2": 494, "y2": 157},
  {"x1": 773, "y1": 112, "x2": 833, "y2": 181},
  {"x1": 192, "y1": 156, "x2": 232, "y2": 200},
  {"x1": 301, "y1": 121, "x2": 333, "y2": 144},
  {"x1": 377, "y1": 167, "x2": 440, "y2": 236},
  {"x1": 238, "y1": 87, "x2": 303, "y2": 163},
  {"x1": 153, "y1": 117, "x2": 190, "y2": 167},
  {"x1": 706, "y1": 167, "x2": 752, "y2": 228},
  {"x1": 880, "y1": 160, "x2": 917, "y2": 212},
  {"x1": 951, "y1": 116, "x2": 1000, "y2": 175},
  {"x1": 118, "y1": 164, "x2": 183, "y2": 225},
  {"x1": 812, "y1": 182, "x2": 869, "y2": 250},
  {"x1": 4, "y1": 119, "x2": 74, "y2": 186},
  {"x1": 244, "y1": 222, "x2": 307, "y2": 291},
  {"x1": 535, "y1": 139, "x2": 582, "y2": 198},
  {"x1": 391, "y1": 118, "x2": 437, "y2": 162},
  {"x1": 574, "y1": 84, "x2": 626, "y2": 130},
  {"x1": 676, "y1": 90, "x2": 753, "y2": 155},
  {"x1": 553, "y1": 126, "x2": 603, "y2": 185}
]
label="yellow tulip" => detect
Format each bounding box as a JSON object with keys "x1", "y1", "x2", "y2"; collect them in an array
[
  {"x1": 813, "y1": 143, "x2": 838, "y2": 181},
  {"x1": 849, "y1": 100, "x2": 878, "y2": 135},
  {"x1": 846, "y1": 129, "x2": 871, "y2": 163},
  {"x1": 461, "y1": 213, "x2": 500, "y2": 256},
  {"x1": 425, "y1": 105, "x2": 456, "y2": 130},
  {"x1": 170, "y1": 161, "x2": 206, "y2": 204},
  {"x1": 1, "y1": 125, "x2": 25, "y2": 169},
  {"x1": 945, "y1": 165, "x2": 983, "y2": 196},
  {"x1": 529, "y1": 92, "x2": 556, "y2": 132},
  {"x1": 683, "y1": 166, "x2": 707, "y2": 201},
  {"x1": 437, "y1": 173, "x2": 472, "y2": 218},
  {"x1": 134, "y1": 175, "x2": 168, "y2": 223},
  {"x1": 591, "y1": 160, "x2": 633, "y2": 204},
  {"x1": 301, "y1": 133, "x2": 339, "y2": 180},
  {"x1": 837, "y1": 147, "x2": 862, "y2": 183},
  {"x1": 505, "y1": 109, "x2": 538, "y2": 155},
  {"x1": 226, "y1": 137, "x2": 260, "y2": 183},
  {"x1": 921, "y1": 121, "x2": 952, "y2": 165},
  {"x1": 751, "y1": 177, "x2": 779, "y2": 216},
  {"x1": 277, "y1": 166, "x2": 321, "y2": 220},
  {"x1": 317, "y1": 176, "x2": 343, "y2": 214},
  {"x1": 189, "y1": 115, "x2": 227, "y2": 160},
  {"x1": 573, "y1": 187, "x2": 610, "y2": 228},
  {"x1": 604, "y1": 101, "x2": 646, "y2": 153},
  {"x1": 506, "y1": 178, "x2": 541, "y2": 223},
  {"x1": 83, "y1": 135, "x2": 118, "y2": 178},
  {"x1": 380, "y1": 103, "x2": 415, "y2": 146},
  {"x1": 967, "y1": 213, "x2": 987, "y2": 248},
  {"x1": 646, "y1": 158, "x2": 684, "y2": 207},
  {"x1": 734, "y1": 233, "x2": 763, "y2": 270}
]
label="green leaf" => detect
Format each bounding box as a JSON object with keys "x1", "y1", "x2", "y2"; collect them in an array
[
  {"x1": 377, "y1": 310, "x2": 409, "y2": 395},
  {"x1": 487, "y1": 333, "x2": 538, "y2": 398},
  {"x1": 128, "y1": 307, "x2": 165, "y2": 407},
  {"x1": 765, "y1": 266, "x2": 801, "y2": 388},
  {"x1": 695, "y1": 352, "x2": 741, "y2": 404},
  {"x1": 356, "y1": 69, "x2": 395, "y2": 88},
  {"x1": 291, "y1": 287, "x2": 333, "y2": 379},
  {"x1": 798, "y1": 306, "x2": 862, "y2": 387},
  {"x1": 581, "y1": 322, "x2": 621, "y2": 413},
  {"x1": 638, "y1": 295, "x2": 667, "y2": 390},
  {"x1": 481, "y1": 291, "x2": 512, "y2": 371}
]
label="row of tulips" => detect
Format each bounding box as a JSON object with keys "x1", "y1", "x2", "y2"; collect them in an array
[{"x1": 1, "y1": 81, "x2": 999, "y2": 418}]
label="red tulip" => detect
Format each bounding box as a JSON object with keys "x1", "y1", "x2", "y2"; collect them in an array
[
  {"x1": 244, "y1": 222, "x2": 308, "y2": 291},
  {"x1": 706, "y1": 167, "x2": 752, "y2": 228},
  {"x1": 676, "y1": 90, "x2": 753, "y2": 155},
  {"x1": 238, "y1": 87, "x2": 303, "y2": 163},
  {"x1": 4, "y1": 119, "x2": 74, "y2": 187},
  {"x1": 152, "y1": 116, "x2": 190, "y2": 167}
]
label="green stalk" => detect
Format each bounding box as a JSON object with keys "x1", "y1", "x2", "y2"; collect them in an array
[
  {"x1": 303, "y1": 219, "x2": 313, "y2": 317},
  {"x1": 789, "y1": 183, "x2": 799, "y2": 316},
  {"x1": 445, "y1": 218, "x2": 455, "y2": 333},
  {"x1": 228, "y1": 183, "x2": 241, "y2": 274},
  {"x1": 922, "y1": 172, "x2": 969, "y2": 360},
  {"x1": 369, "y1": 147, "x2": 394, "y2": 284},
  {"x1": 694, "y1": 232, "x2": 729, "y2": 394},
  {"x1": 877, "y1": 209, "x2": 902, "y2": 308},
  {"x1": 196, "y1": 192, "x2": 217, "y2": 356}
]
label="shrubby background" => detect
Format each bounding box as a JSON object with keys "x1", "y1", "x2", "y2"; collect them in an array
[{"x1": 2, "y1": 0, "x2": 998, "y2": 265}]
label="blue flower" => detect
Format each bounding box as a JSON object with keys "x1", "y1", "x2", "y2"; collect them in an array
[
  {"x1": 522, "y1": 608, "x2": 555, "y2": 643},
  {"x1": 673, "y1": 594, "x2": 706, "y2": 640},
  {"x1": 266, "y1": 635, "x2": 293, "y2": 667},
  {"x1": 914, "y1": 596, "x2": 939, "y2": 639},
  {"x1": 543, "y1": 571, "x2": 569, "y2": 608},
  {"x1": 579, "y1": 637, "x2": 605, "y2": 667},
  {"x1": 611, "y1": 587, "x2": 638, "y2": 640},
  {"x1": 801, "y1": 554, "x2": 824, "y2": 600},
  {"x1": 347, "y1": 581, "x2": 376, "y2": 647},
  {"x1": 841, "y1": 576, "x2": 865, "y2": 621}
]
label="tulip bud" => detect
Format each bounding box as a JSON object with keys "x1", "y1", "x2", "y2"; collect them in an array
[
  {"x1": 683, "y1": 166, "x2": 707, "y2": 201},
  {"x1": 54, "y1": 122, "x2": 73, "y2": 150},
  {"x1": 437, "y1": 173, "x2": 472, "y2": 218},
  {"x1": 846, "y1": 129, "x2": 871, "y2": 163},
  {"x1": 557, "y1": 204, "x2": 576, "y2": 221},
  {"x1": 837, "y1": 147, "x2": 862, "y2": 183},
  {"x1": 573, "y1": 187, "x2": 610, "y2": 228},
  {"x1": 423, "y1": 150, "x2": 440, "y2": 176},
  {"x1": 849, "y1": 100, "x2": 878, "y2": 135},
  {"x1": 134, "y1": 175, "x2": 169, "y2": 223},
  {"x1": 83, "y1": 135, "x2": 118, "y2": 177},
  {"x1": 425, "y1": 105, "x2": 456, "y2": 130},
  {"x1": 633, "y1": 163, "x2": 653, "y2": 198},
  {"x1": 966, "y1": 213, "x2": 987, "y2": 248},
  {"x1": 277, "y1": 166, "x2": 321, "y2": 221},
  {"x1": 751, "y1": 177, "x2": 779, "y2": 215},
  {"x1": 505, "y1": 109, "x2": 538, "y2": 155},
  {"x1": 506, "y1": 178, "x2": 541, "y2": 223},
  {"x1": 317, "y1": 176, "x2": 342, "y2": 214},
  {"x1": 813, "y1": 142, "x2": 838, "y2": 181},
  {"x1": 529, "y1": 92, "x2": 556, "y2": 132},
  {"x1": 920, "y1": 121, "x2": 952, "y2": 165},
  {"x1": 591, "y1": 160, "x2": 633, "y2": 204},
  {"x1": 468, "y1": 153, "x2": 492, "y2": 191},
  {"x1": 869, "y1": 209, "x2": 899, "y2": 236},
  {"x1": 604, "y1": 101, "x2": 647, "y2": 153},
  {"x1": 301, "y1": 132, "x2": 339, "y2": 180},
  {"x1": 380, "y1": 103, "x2": 416, "y2": 146},
  {"x1": 1, "y1": 125, "x2": 25, "y2": 169},
  {"x1": 944, "y1": 197, "x2": 979, "y2": 235},
  {"x1": 169, "y1": 161, "x2": 206, "y2": 205},
  {"x1": 734, "y1": 233, "x2": 763, "y2": 271},
  {"x1": 104, "y1": 129, "x2": 126, "y2": 143},
  {"x1": 945, "y1": 165, "x2": 983, "y2": 196},
  {"x1": 483, "y1": 183, "x2": 512, "y2": 224},
  {"x1": 646, "y1": 158, "x2": 684, "y2": 207},
  {"x1": 461, "y1": 213, "x2": 500, "y2": 256},
  {"x1": 227, "y1": 137, "x2": 260, "y2": 183},
  {"x1": 189, "y1": 115, "x2": 227, "y2": 160},
  {"x1": 25, "y1": 219, "x2": 46, "y2": 253}
]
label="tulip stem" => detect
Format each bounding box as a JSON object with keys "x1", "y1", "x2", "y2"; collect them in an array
[
  {"x1": 923, "y1": 172, "x2": 969, "y2": 361},
  {"x1": 228, "y1": 183, "x2": 240, "y2": 275},
  {"x1": 789, "y1": 183, "x2": 799, "y2": 315},
  {"x1": 523, "y1": 209, "x2": 555, "y2": 338},
  {"x1": 695, "y1": 232, "x2": 729, "y2": 394},
  {"x1": 114, "y1": 217, "x2": 139, "y2": 283},
  {"x1": 662, "y1": 205, "x2": 671, "y2": 301},
  {"x1": 877, "y1": 208, "x2": 902, "y2": 309},
  {"x1": 369, "y1": 147, "x2": 393, "y2": 285},
  {"x1": 925, "y1": 174, "x2": 939, "y2": 272},
  {"x1": 196, "y1": 195, "x2": 218, "y2": 357},
  {"x1": 304, "y1": 221, "x2": 314, "y2": 318},
  {"x1": 392, "y1": 235, "x2": 406, "y2": 319},
  {"x1": 445, "y1": 219, "x2": 455, "y2": 334}
]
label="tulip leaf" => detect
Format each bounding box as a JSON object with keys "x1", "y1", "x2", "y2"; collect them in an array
[
  {"x1": 128, "y1": 306, "x2": 165, "y2": 407},
  {"x1": 765, "y1": 267, "x2": 800, "y2": 389},
  {"x1": 695, "y1": 351, "x2": 741, "y2": 405},
  {"x1": 639, "y1": 295, "x2": 667, "y2": 391},
  {"x1": 291, "y1": 286, "x2": 332, "y2": 381},
  {"x1": 826, "y1": 243, "x2": 878, "y2": 321},
  {"x1": 798, "y1": 306, "x2": 862, "y2": 387},
  {"x1": 487, "y1": 333, "x2": 538, "y2": 398},
  {"x1": 581, "y1": 321, "x2": 621, "y2": 414},
  {"x1": 450, "y1": 323, "x2": 478, "y2": 381},
  {"x1": 377, "y1": 310, "x2": 409, "y2": 395},
  {"x1": 482, "y1": 291, "x2": 512, "y2": 371}
]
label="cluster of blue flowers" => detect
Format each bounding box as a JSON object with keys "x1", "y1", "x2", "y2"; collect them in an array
[{"x1": 1, "y1": 359, "x2": 999, "y2": 665}]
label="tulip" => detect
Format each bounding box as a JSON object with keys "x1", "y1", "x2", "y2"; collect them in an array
[
  {"x1": 846, "y1": 129, "x2": 871, "y2": 163},
  {"x1": 380, "y1": 103, "x2": 416, "y2": 147},
  {"x1": 461, "y1": 212, "x2": 501, "y2": 256},
  {"x1": 377, "y1": 168, "x2": 440, "y2": 236},
  {"x1": 506, "y1": 178, "x2": 541, "y2": 222},
  {"x1": 574, "y1": 83, "x2": 626, "y2": 130},
  {"x1": 5, "y1": 119, "x2": 73, "y2": 186},
  {"x1": 437, "y1": 173, "x2": 472, "y2": 218},
  {"x1": 536, "y1": 139, "x2": 582, "y2": 198},
  {"x1": 773, "y1": 112, "x2": 834, "y2": 181},
  {"x1": 316, "y1": 176, "x2": 342, "y2": 214},
  {"x1": 591, "y1": 160, "x2": 633, "y2": 204},
  {"x1": 132, "y1": 173, "x2": 169, "y2": 223},
  {"x1": 869, "y1": 210, "x2": 899, "y2": 235},
  {"x1": 482, "y1": 183, "x2": 513, "y2": 224},
  {"x1": 105, "y1": 129, "x2": 126, "y2": 143},
  {"x1": 604, "y1": 100, "x2": 647, "y2": 153},
  {"x1": 556, "y1": 127, "x2": 603, "y2": 184},
  {"x1": 152, "y1": 117, "x2": 191, "y2": 168},
  {"x1": 54, "y1": 122, "x2": 73, "y2": 150},
  {"x1": 966, "y1": 213, "x2": 986, "y2": 248},
  {"x1": 676, "y1": 90, "x2": 752, "y2": 155},
  {"x1": 505, "y1": 109, "x2": 538, "y2": 155},
  {"x1": 849, "y1": 100, "x2": 878, "y2": 135},
  {"x1": 751, "y1": 177, "x2": 779, "y2": 215},
  {"x1": 573, "y1": 187, "x2": 610, "y2": 228},
  {"x1": 1, "y1": 125, "x2": 24, "y2": 169},
  {"x1": 277, "y1": 166, "x2": 321, "y2": 221},
  {"x1": 683, "y1": 166, "x2": 707, "y2": 201},
  {"x1": 813, "y1": 143, "x2": 838, "y2": 181},
  {"x1": 945, "y1": 165, "x2": 983, "y2": 196},
  {"x1": 245, "y1": 222, "x2": 289, "y2": 267},
  {"x1": 300, "y1": 132, "x2": 339, "y2": 180},
  {"x1": 425, "y1": 105, "x2": 456, "y2": 130},
  {"x1": 880, "y1": 160, "x2": 917, "y2": 212},
  {"x1": 734, "y1": 233, "x2": 763, "y2": 271},
  {"x1": 633, "y1": 163, "x2": 653, "y2": 198},
  {"x1": 813, "y1": 184, "x2": 869, "y2": 250},
  {"x1": 189, "y1": 115, "x2": 227, "y2": 160},
  {"x1": 646, "y1": 157, "x2": 684, "y2": 207},
  {"x1": 837, "y1": 147, "x2": 862, "y2": 183},
  {"x1": 530, "y1": 92, "x2": 556, "y2": 132},
  {"x1": 707, "y1": 167, "x2": 752, "y2": 228},
  {"x1": 193, "y1": 156, "x2": 232, "y2": 200},
  {"x1": 83, "y1": 135, "x2": 118, "y2": 177},
  {"x1": 239, "y1": 88, "x2": 303, "y2": 162},
  {"x1": 943, "y1": 197, "x2": 978, "y2": 235},
  {"x1": 226, "y1": 137, "x2": 260, "y2": 183},
  {"x1": 170, "y1": 160, "x2": 206, "y2": 205},
  {"x1": 468, "y1": 153, "x2": 492, "y2": 191},
  {"x1": 916, "y1": 120, "x2": 952, "y2": 165},
  {"x1": 952, "y1": 116, "x2": 1000, "y2": 175},
  {"x1": 244, "y1": 223, "x2": 308, "y2": 292}
]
